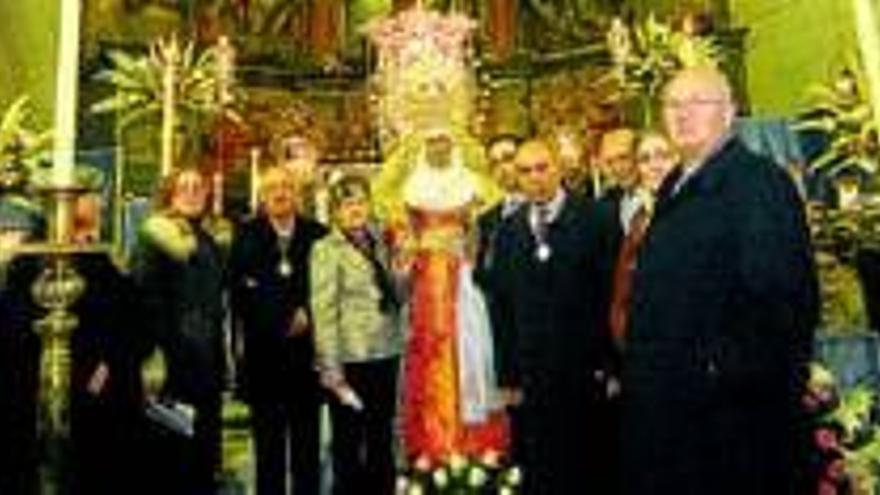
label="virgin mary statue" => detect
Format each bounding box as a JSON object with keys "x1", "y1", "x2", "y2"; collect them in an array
[{"x1": 373, "y1": 128, "x2": 508, "y2": 464}]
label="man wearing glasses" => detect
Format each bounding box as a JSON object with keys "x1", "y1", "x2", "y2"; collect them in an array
[{"x1": 619, "y1": 67, "x2": 819, "y2": 495}]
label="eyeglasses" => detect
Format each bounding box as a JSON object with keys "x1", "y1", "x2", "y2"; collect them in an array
[
  {"x1": 516, "y1": 161, "x2": 550, "y2": 175},
  {"x1": 637, "y1": 149, "x2": 675, "y2": 163},
  {"x1": 663, "y1": 97, "x2": 729, "y2": 110}
]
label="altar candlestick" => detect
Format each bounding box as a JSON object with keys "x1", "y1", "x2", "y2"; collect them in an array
[
  {"x1": 854, "y1": 0, "x2": 880, "y2": 150},
  {"x1": 52, "y1": 0, "x2": 81, "y2": 188},
  {"x1": 250, "y1": 147, "x2": 261, "y2": 212}
]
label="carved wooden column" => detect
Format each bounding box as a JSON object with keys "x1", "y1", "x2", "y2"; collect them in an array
[
  {"x1": 309, "y1": 0, "x2": 344, "y2": 63},
  {"x1": 486, "y1": 0, "x2": 517, "y2": 61},
  {"x1": 393, "y1": 0, "x2": 419, "y2": 12}
]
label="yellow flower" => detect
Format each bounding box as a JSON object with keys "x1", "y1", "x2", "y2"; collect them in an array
[
  {"x1": 407, "y1": 483, "x2": 424, "y2": 495},
  {"x1": 468, "y1": 466, "x2": 487, "y2": 487},
  {"x1": 504, "y1": 466, "x2": 522, "y2": 486},
  {"x1": 449, "y1": 453, "x2": 466, "y2": 473},
  {"x1": 432, "y1": 467, "x2": 449, "y2": 487},
  {"x1": 480, "y1": 449, "x2": 501, "y2": 468},
  {"x1": 395, "y1": 476, "x2": 409, "y2": 494}
]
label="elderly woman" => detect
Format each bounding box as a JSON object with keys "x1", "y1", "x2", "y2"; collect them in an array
[
  {"x1": 310, "y1": 173, "x2": 402, "y2": 495},
  {"x1": 133, "y1": 168, "x2": 228, "y2": 495},
  {"x1": 229, "y1": 164, "x2": 327, "y2": 495}
]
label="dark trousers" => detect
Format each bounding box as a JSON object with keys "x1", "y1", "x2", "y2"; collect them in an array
[
  {"x1": 328, "y1": 358, "x2": 399, "y2": 495},
  {"x1": 0, "y1": 332, "x2": 40, "y2": 495},
  {"x1": 69, "y1": 395, "x2": 142, "y2": 495},
  {"x1": 141, "y1": 394, "x2": 223, "y2": 495},
  {"x1": 251, "y1": 372, "x2": 321, "y2": 495},
  {"x1": 190, "y1": 396, "x2": 223, "y2": 495},
  {"x1": 517, "y1": 383, "x2": 609, "y2": 495}
]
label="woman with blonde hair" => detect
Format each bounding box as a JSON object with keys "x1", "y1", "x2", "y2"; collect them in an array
[{"x1": 133, "y1": 168, "x2": 228, "y2": 495}]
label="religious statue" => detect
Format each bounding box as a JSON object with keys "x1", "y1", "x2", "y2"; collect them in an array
[{"x1": 373, "y1": 128, "x2": 507, "y2": 465}]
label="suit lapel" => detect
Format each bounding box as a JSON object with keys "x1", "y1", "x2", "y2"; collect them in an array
[
  {"x1": 508, "y1": 206, "x2": 536, "y2": 262},
  {"x1": 654, "y1": 139, "x2": 739, "y2": 220}
]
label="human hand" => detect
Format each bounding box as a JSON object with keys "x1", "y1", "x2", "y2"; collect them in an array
[
  {"x1": 288, "y1": 308, "x2": 310, "y2": 337},
  {"x1": 87, "y1": 362, "x2": 110, "y2": 396},
  {"x1": 606, "y1": 376, "x2": 622, "y2": 399},
  {"x1": 498, "y1": 387, "x2": 524, "y2": 408},
  {"x1": 320, "y1": 368, "x2": 345, "y2": 390}
]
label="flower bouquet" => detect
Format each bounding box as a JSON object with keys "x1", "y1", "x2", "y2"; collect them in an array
[
  {"x1": 804, "y1": 363, "x2": 880, "y2": 494},
  {"x1": 396, "y1": 452, "x2": 521, "y2": 495}
]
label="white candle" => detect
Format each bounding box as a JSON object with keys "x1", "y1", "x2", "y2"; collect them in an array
[
  {"x1": 854, "y1": 0, "x2": 880, "y2": 150},
  {"x1": 52, "y1": 0, "x2": 82, "y2": 187},
  {"x1": 250, "y1": 147, "x2": 261, "y2": 213}
]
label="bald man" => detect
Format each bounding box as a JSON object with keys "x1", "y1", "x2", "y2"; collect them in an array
[
  {"x1": 490, "y1": 138, "x2": 618, "y2": 495},
  {"x1": 620, "y1": 67, "x2": 819, "y2": 495}
]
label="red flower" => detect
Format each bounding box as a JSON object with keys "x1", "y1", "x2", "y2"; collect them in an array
[
  {"x1": 817, "y1": 479, "x2": 838, "y2": 495},
  {"x1": 813, "y1": 427, "x2": 840, "y2": 451},
  {"x1": 824, "y1": 458, "x2": 847, "y2": 482}
]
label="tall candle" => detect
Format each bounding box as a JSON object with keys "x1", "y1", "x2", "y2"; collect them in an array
[
  {"x1": 250, "y1": 147, "x2": 261, "y2": 213},
  {"x1": 52, "y1": 0, "x2": 82, "y2": 187},
  {"x1": 854, "y1": 0, "x2": 880, "y2": 150}
]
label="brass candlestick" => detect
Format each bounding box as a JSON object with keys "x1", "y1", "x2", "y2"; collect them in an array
[{"x1": 14, "y1": 184, "x2": 108, "y2": 490}]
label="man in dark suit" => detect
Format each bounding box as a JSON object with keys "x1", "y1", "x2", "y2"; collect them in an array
[
  {"x1": 229, "y1": 165, "x2": 328, "y2": 495},
  {"x1": 620, "y1": 67, "x2": 819, "y2": 495},
  {"x1": 474, "y1": 134, "x2": 522, "y2": 292},
  {"x1": 490, "y1": 138, "x2": 618, "y2": 495}
]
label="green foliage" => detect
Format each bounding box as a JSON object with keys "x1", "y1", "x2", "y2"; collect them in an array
[
  {"x1": 796, "y1": 55, "x2": 878, "y2": 179},
  {"x1": 601, "y1": 14, "x2": 721, "y2": 125},
  {"x1": 816, "y1": 250, "x2": 868, "y2": 334},
  {"x1": 0, "y1": 95, "x2": 52, "y2": 172}
]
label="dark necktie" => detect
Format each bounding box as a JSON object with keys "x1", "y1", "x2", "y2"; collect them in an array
[{"x1": 609, "y1": 206, "x2": 650, "y2": 348}]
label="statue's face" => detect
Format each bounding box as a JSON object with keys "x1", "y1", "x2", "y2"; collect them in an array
[{"x1": 425, "y1": 135, "x2": 453, "y2": 169}]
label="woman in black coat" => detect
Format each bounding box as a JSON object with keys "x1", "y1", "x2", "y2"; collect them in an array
[
  {"x1": 133, "y1": 169, "x2": 228, "y2": 495},
  {"x1": 228, "y1": 165, "x2": 327, "y2": 495}
]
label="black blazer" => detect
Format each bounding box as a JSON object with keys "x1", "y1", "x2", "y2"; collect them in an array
[
  {"x1": 228, "y1": 214, "x2": 328, "y2": 401},
  {"x1": 491, "y1": 192, "x2": 618, "y2": 391},
  {"x1": 621, "y1": 138, "x2": 819, "y2": 495}
]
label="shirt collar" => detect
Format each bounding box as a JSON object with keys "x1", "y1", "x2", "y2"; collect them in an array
[{"x1": 530, "y1": 188, "x2": 567, "y2": 224}]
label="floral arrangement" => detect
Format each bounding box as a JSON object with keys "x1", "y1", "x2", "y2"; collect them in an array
[
  {"x1": 365, "y1": 5, "x2": 477, "y2": 149},
  {"x1": 603, "y1": 14, "x2": 721, "y2": 124},
  {"x1": 804, "y1": 363, "x2": 880, "y2": 494},
  {"x1": 396, "y1": 453, "x2": 521, "y2": 495},
  {"x1": 796, "y1": 57, "x2": 878, "y2": 180},
  {"x1": 0, "y1": 96, "x2": 52, "y2": 184}
]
